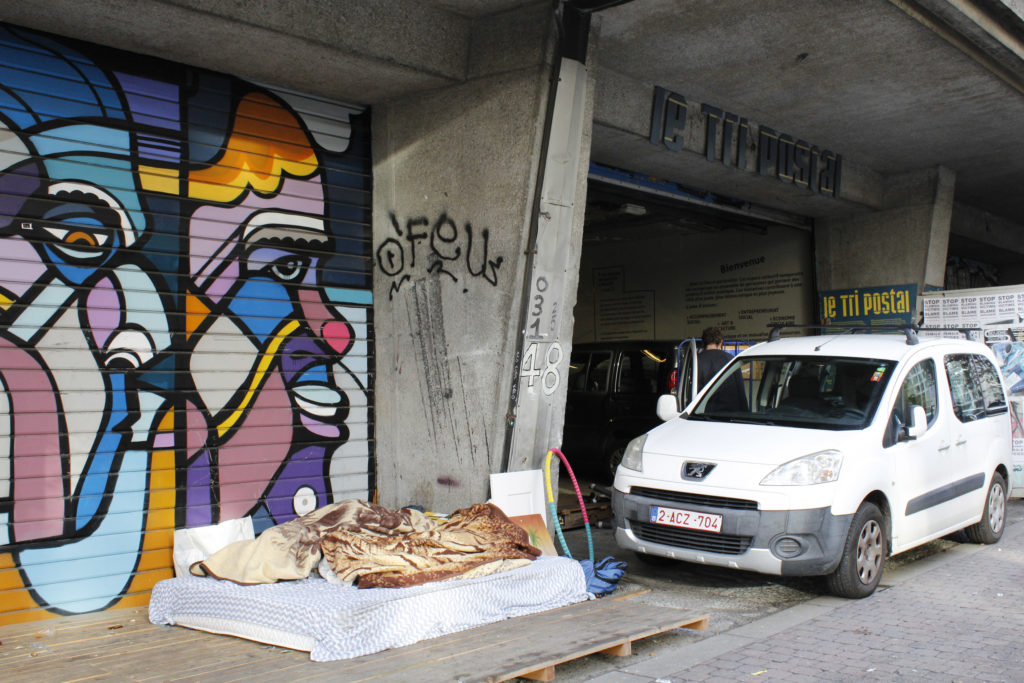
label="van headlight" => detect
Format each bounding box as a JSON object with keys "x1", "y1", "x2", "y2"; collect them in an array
[
  {"x1": 760, "y1": 450, "x2": 842, "y2": 486},
  {"x1": 620, "y1": 434, "x2": 647, "y2": 472}
]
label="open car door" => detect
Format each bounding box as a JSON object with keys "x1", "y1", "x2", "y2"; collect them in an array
[{"x1": 676, "y1": 338, "x2": 700, "y2": 411}]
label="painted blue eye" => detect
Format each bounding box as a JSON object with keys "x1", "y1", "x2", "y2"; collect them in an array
[{"x1": 26, "y1": 184, "x2": 131, "y2": 260}]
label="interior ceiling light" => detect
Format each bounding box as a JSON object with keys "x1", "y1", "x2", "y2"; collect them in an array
[{"x1": 619, "y1": 203, "x2": 647, "y2": 216}]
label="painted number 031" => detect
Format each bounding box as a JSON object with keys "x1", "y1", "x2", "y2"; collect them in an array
[
  {"x1": 527, "y1": 276, "x2": 548, "y2": 338},
  {"x1": 521, "y1": 342, "x2": 562, "y2": 396}
]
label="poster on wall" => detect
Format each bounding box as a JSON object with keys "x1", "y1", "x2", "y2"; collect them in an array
[
  {"x1": 574, "y1": 223, "x2": 813, "y2": 343},
  {"x1": 921, "y1": 286, "x2": 1024, "y2": 496}
]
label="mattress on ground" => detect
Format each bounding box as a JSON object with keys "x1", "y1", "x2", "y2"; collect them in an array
[{"x1": 148, "y1": 555, "x2": 589, "y2": 662}]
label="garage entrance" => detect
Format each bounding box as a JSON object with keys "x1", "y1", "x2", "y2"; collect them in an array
[{"x1": 574, "y1": 164, "x2": 815, "y2": 344}]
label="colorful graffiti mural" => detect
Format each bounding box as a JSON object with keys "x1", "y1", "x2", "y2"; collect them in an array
[{"x1": 0, "y1": 25, "x2": 374, "y2": 622}]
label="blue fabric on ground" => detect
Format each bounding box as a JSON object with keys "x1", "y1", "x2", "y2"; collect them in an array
[{"x1": 580, "y1": 556, "x2": 626, "y2": 596}]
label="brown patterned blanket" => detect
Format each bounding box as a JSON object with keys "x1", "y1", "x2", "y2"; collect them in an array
[{"x1": 191, "y1": 500, "x2": 541, "y2": 588}]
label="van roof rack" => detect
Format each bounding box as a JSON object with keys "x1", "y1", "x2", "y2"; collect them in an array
[{"x1": 766, "y1": 324, "x2": 927, "y2": 345}]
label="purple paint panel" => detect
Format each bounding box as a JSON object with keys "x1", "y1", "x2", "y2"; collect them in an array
[
  {"x1": 114, "y1": 73, "x2": 181, "y2": 131},
  {"x1": 299, "y1": 412, "x2": 341, "y2": 438},
  {"x1": 265, "y1": 445, "x2": 329, "y2": 522},
  {"x1": 152, "y1": 430, "x2": 175, "y2": 450},
  {"x1": 0, "y1": 162, "x2": 42, "y2": 224},
  {"x1": 279, "y1": 335, "x2": 326, "y2": 381},
  {"x1": 203, "y1": 260, "x2": 238, "y2": 303},
  {"x1": 0, "y1": 236, "x2": 48, "y2": 298},
  {"x1": 185, "y1": 449, "x2": 213, "y2": 528},
  {"x1": 86, "y1": 277, "x2": 123, "y2": 349},
  {"x1": 138, "y1": 134, "x2": 182, "y2": 163}
]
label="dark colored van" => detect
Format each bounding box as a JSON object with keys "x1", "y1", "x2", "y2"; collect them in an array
[
  {"x1": 561, "y1": 341, "x2": 676, "y2": 482},
  {"x1": 561, "y1": 338, "x2": 755, "y2": 482}
]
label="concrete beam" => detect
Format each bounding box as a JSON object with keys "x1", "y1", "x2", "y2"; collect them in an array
[
  {"x1": 590, "y1": 66, "x2": 886, "y2": 219},
  {"x1": 891, "y1": 0, "x2": 1024, "y2": 96},
  {"x1": 0, "y1": 0, "x2": 487, "y2": 103},
  {"x1": 816, "y1": 166, "x2": 955, "y2": 293},
  {"x1": 371, "y1": 7, "x2": 559, "y2": 511}
]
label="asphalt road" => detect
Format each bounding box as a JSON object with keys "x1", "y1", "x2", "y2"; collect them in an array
[{"x1": 548, "y1": 487, "x2": 1024, "y2": 682}]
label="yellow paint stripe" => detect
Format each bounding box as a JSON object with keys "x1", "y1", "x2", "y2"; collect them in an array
[
  {"x1": 139, "y1": 164, "x2": 180, "y2": 195},
  {"x1": 217, "y1": 319, "x2": 300, "y2": 437}
]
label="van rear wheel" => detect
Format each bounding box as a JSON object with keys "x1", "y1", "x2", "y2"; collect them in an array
[
  {"x1": 964, "y1": 472, "x2": 1006, "y2": 545},
  {"x1": 826, "y1": 502, "x2": 886, "y2": 599}
]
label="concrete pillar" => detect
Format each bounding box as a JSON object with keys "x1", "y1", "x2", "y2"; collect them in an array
[
  {"x1": 371, "y1": 6, "x2": 593, "y2": 511},
  {"x1": 815, "y1": 166, "x2": 956, "y2": 297}
]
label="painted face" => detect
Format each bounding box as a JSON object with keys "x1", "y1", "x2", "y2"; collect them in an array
[
  {"x1": 185, "y1": 172, "x2": 356, "y2": 527},
  {"x1": 0, "y1": 87, "x2": 174, "y2": 613},
  {"x1": 0, "y1": 117, "x2": 171, "y2": 540}
]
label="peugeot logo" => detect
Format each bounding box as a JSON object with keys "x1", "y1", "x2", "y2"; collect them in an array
[{"x1": 683, "y1": 462, "x2": 716, "y2": 480}]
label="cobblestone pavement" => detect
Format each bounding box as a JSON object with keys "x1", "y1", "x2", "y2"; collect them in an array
[{"x1": 580, "y1": 502, "x2": 1024, "y2": 683}]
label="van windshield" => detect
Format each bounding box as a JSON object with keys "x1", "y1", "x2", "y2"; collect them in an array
[{"x1": 690, "y1": 355, "x2": 896, "y2": 430}]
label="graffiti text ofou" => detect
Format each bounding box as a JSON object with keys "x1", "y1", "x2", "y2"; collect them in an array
[{"x1": 377, "y1": 211, "x2": 504, "y2": 298}]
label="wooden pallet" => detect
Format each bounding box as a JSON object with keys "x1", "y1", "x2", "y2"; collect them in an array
[
  {"x1": 329, "y1": 590, "x2": 709, "y2": 682},
  {"x1": 557, "y1": 501, "x2": 612, "y2": 530},
  {"x1": 0, "y1": 590, "x2": 708, "y2": 682}
]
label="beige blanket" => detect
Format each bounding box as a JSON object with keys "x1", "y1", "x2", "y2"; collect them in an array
[{"x1": 191, "y1": 500, "x2": 540, "y2": 588}]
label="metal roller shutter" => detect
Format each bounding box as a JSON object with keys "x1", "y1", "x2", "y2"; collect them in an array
[{"x1": 0, "y1": 24, "x2": 374, "y2": 623}]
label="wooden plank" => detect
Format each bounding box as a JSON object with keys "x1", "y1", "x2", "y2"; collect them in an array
[
  {"x1": 316, "y1": 598, "x2": 647, "y2": 679},
  {"x1": 324, "y1": 598, "x2": 708, "y2": 682},
  {"x1": 312, "y1": 593, "x2": 643, "y2": 675},
  {"x1": 470, "y1": 603, "x2": 708, "y2": 682}
]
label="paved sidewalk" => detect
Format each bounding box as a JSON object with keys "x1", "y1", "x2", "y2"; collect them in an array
[{"x1": 588, "y1": 515, "x2": 1024, "y2": 683}]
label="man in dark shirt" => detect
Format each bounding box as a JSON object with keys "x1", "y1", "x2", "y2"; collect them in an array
[
  {"x1": 697, "y1": 326, "x2": 747, "y2": 412},
  {"x1": 697, "y1": 326, "x2": 732, "y2": 390}
]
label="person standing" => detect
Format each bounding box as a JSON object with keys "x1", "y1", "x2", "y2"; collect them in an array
[
  {"x1": 697, "y1": 327, "x2": 733, "y2": 390},
  {"x1": 697, "y1": 326, "x2": 747, "y2": 412}
]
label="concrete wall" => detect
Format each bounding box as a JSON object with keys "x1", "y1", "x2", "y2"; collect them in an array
[
  {"x1": 816, "y1": 166, "x2": 956, "y2": 295},
  {"x1": 371, "y1": 5, "x2": 562, "y2": 511}
]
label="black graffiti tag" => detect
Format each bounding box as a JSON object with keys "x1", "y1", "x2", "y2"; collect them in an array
[{"x1": 377, "y1": 211, "x2": 504, "y2": 299}]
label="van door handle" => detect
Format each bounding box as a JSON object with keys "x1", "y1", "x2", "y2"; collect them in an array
[
  {"x1": 937, "y1": 441, "x2": 951, "y2": 451},
  {"x1": 955, "y1": 437, "x2": 967, "y2": 446}
]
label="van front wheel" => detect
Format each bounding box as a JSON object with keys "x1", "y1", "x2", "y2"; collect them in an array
[{"x1": 826, "y1": 502, "x2": 886, "y2": 599}]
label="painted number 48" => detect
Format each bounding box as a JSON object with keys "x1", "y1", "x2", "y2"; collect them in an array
[{"x1": 522, "y1": 342, "x2": 562, "y2": 396}]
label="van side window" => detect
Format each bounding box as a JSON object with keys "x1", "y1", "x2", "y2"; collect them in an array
[
  {"x1": 567, "y1": 352, "x2": 589, "y2": 391},
  {"x1": 589, "y1": 353, "x2": 611, "y2": 392},
  {"x1": 944, "y1": 354, "x2": 1007, "y2": 421},
  {"x1": 567, "y1": 351, "x2": 611, "y2": 392},
  {"x1": 617, "y1": 351, "x2": 658, "y2": 393},
  {"x1": 886, "y1": 360, "x2": 937, "y2": 447}
]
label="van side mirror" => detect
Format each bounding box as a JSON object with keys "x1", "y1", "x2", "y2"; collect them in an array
[
  {"x1": 900, "y1": 405, "x2": 928, "y2": 441},
  {"x1": 657, "y1": 394, "x2": 680, "y2": 422}
]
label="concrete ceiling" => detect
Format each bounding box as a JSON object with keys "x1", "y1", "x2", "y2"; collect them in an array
[
  {"x1": 3, "y1": 0, "x2": 1023, "y2": 234},
  {"x1": 588, "y1": 0, "x2": 1024, "y2": 227},
  {"x1": 429, "y1": 0, "x2": 1024, "y2": 247}
]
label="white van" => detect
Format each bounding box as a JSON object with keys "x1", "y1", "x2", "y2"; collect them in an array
[{"x1": 612, "y1": 329, "x2": 1012, "y2": 598}]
